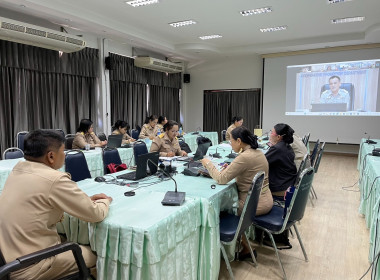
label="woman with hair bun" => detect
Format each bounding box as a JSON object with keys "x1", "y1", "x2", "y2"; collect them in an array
[
  {"x1": 139, "y1": 115, "x2": 159, "y2": 140},
  {"x1": 265, "y1": 123, "x2": 297, "y2": 197},
  {"x1": 226, "y1": 116, "x2": 243, "y2": 141},
  {"x1": 150, "y1": 120, "x2": 188, "y2": 157},
  {"x1": 72, "y1": 119, "x2": 107, "y2": 149},
  {"x1": 201, "y1": 126, "x2": 272, "y2": 259},
  {"x1": 112, "y1": 120, "x2": 135, "y2": 145}
]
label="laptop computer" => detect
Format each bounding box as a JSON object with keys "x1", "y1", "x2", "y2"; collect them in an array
[
  {"x1": 183, "y1": 142, "x2": 212, "y2": 168},
  {"x1": 117, "y1": 152, "x2": 159, "y2": 180},
  {"x1": 107, "y1": 134, "x2": 123, "y2": 148},
  {"x1": 310, "y1": 103, "x2": 347, "y2": 112}
]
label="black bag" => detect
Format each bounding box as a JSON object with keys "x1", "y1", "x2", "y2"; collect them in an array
[
  {"x1": 179, "y1": 141, "x2": 192, "y2": 153},
  {"x1": 196, "y1": 136, "x2": 212, "y2": 146}
]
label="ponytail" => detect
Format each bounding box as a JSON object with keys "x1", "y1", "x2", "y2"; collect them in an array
[{"x1": 231, "y1": 126, "x2": 258, "y2": 149}]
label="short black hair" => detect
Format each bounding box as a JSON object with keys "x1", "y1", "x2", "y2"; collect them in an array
[
  {"x1": 232, "y1": 116, "x2": 243, "y2": 123},
  {"x1": 329, "y1": 75, "x2": 341, "y2": 82},
  {"x1": 144, "y1": 115, "x2": 158, "y2": 124},
  {"x1": 274, "y1": 123, "x2": 294, "y2": 144},
  {"x1": 24, "y1": 129, "x2": 65, "y2": 158},
  {"x1": 76, "y1": 119, "x2": 93, "y2": 133},
  {"x1": 113, "y1": 120, "x2": 128, "y2": 131},
  {"x1": 158, "y1": 116, "x2": 166, "y2": 124},
  {"x1": 163, "y1": 120, "x2": 178, "y2": 131}
]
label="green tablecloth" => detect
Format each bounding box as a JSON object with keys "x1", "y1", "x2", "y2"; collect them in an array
[{"x1": 358, "y1": 138, "x2": 380, "y2": 274}]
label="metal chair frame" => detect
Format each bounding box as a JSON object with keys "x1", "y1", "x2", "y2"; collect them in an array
[{"x1": 2, "y1": 148, "x2": 24, "y2": 160}]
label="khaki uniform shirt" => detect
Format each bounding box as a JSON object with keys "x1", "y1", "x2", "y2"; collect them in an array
[
  {"x1": 0, "y1": 161, "x2": 110, "y2": 268},
  {"x1": 139, "y1": 124, "x2": 158, "y2": 139},
  {"x1": 226, "y1": 124, "x2": 236, "y2": 141},
  {"x1": 72, "y1": 132, "x2": 101, "y2": 149},
  {"x1": 150, "y1": 133, "x2": 182, "y2": 157},
  {"x1": 290, "y1": 134, "x2": 309, "y2": 170},
  {"x1": 112, "y1": 129, "x2": 133, "y2": 145},
  {"x1": 204, "y1": 146, "x2": 272, "y2": 215}
]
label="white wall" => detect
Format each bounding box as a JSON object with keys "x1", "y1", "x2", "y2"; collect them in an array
[{"x1": 183, "y1": 55, "x2": 263, "y2": 132}]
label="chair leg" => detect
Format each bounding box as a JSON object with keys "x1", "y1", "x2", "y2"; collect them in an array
[
  {"x1": 311, "y1": 185, "x2": 318, "y2": 199},
  {"x1": 293, "y1": 224, "x2": 308, "y2": 262},
  {"x1": 244, "y1": 232, "x2": 257, "y2": 267},
  {"x1": 309, "y1": 194, "x2": 315, "y2": 207},
  {"x1": 220, "y1": 243, "x2": 235, "y2": 280},
  {"x1": 265, "y1": 230, "x2": 288, "y2": 280}
]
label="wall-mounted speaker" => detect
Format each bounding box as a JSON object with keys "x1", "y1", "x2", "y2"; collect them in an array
[
  {"x1": 105, "y1": 56, "x2": 113, "y2": 70},
  {"x1": 184, "y1": 73, "x2": 190, "y2": 83}
]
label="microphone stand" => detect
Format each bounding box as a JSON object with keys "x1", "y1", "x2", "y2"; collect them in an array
[
  {"x1": 365, "y1": 132, "x2": 377, "y2": 144},
  {"x1": 147, "y1": 159, "x2": 185, "y2": 206},
  {"x1": 212, "y1": 147, "x2": 224, "y2": 158}
]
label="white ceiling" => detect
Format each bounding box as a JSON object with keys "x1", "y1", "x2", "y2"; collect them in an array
[{"x1": 1, "y1": 0, "x2": 380, "y2": 64}]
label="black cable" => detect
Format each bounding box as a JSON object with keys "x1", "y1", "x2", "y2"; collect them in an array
[
  {"x1": 371, "y1": 200, "x2": 380, "y2": 280},
  {"x1": 341, "y1": 180, "x2": 360, "y2": 192},
  {"x1": 359, "y1": 250, "x2": 380, "y2": 280},
  {"x1": 363, "y1": 176, "x2": 380, "y2": 201}
]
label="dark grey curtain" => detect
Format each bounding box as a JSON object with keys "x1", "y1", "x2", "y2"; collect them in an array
[
  {"x1": 203, "y1": 89, "x2": 261, "y2": 141},
  {"x1": 0, "y1": 40, "x2": 99, "y2": 154},
  {"x1": 109, "y1": 53, "x2": 181, "y2": 128},
  {"x1": 149, "y1": 85, "x2": 180, "y2": 122}
]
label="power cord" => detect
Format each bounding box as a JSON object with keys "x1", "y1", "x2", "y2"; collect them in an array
[
  {"x1": 341, "y1": 180, "x2": 359, "y2": 192},
  {"x1": 363, "y1": 176, "x2": 380, "y2": 201},
  {"x1": 359, "y1": 250, "x2": 380, "y2": 280}
]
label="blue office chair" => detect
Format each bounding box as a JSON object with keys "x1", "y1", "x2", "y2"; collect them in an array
[
  {"x1": 253, "y1": 167, "x2": 314, "y2": 280},
  {"x1": 65, "y1": 134, "x2": 76, "y2": 150},
  {"x1": 133, "y1": 141, "x2": 148, "y2": 165},
  {"x1": 131, "y1": 129, "x2": 139, "y2": 140},
  {"x1": 302, "y1": 132, "x2": 310, "y2": 147},
  {"x1": 65, "y1": 151, "x2": 91, "y2": 182},
  {"x1": 2, "y1": 148, "x2": 24, "y2": 160},
  {"x1": 219, "y1": 171, "x2": 265, "y2": 279},
  {"x1": 55, "y1": 129, "x2": 65, "y2": 138},
  {"x1": 102, "y1": 148, "x2": 122, "y2": 174},
  {"x1": 310, "y1": 139, "x2": 320, "y2": 166},
  {"x1": 16, "y1": 131, "x2": 29, "y2": 152},
  {"x1": 0, "y1": 242, "x2": 89, "y2": 280},
  {"x1": 310, "y1": 142, "x2": 325, "y2": 200},
  {"x1": 320, "y1": 83, "x2": 355, "y2": 110}
]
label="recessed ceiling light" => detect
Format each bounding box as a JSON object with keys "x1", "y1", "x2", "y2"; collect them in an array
[
  {"x1": 199, "y1": 35, "x2": 222, "y2": 40},
  {"x1": 240, "y1": 7, "x2": 272, "y2": 16},
  {"x1": 20, "y1": 4, "x2": 26, "y2": 8},
  {"x1": 169, "y1": 20, "x2": 196, "y2": 28},
  {"x1": 260, "y1": 25, "x2": 287, "y2": 33},
  {"x1": 331, "y1": 16, "x2": 364, "y2": 24},
  {"x1": 125, "y1": 0, "x2": 158, "y2": 7},
  {"x1": 327, "y1": 0, "x2": 353, "y2": 4}
]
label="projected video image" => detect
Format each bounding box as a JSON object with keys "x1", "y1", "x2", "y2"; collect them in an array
[{"x1": 285, "y1": 59, "x2": 380, "y2": 116}]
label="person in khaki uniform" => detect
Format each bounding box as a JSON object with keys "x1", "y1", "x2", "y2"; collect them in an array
[
  {"x1": 112, "y1": 120, "x2": 136, "y2": 145},
  {"x1": 0, "y1": 129, "x2": 112, "y2": 280},
  {"x1": 150, "y1": 120, "x2": 188, "y2": 157},
  {"x1": 156, "y1": 116, "x2": 167, "y2": 134},
  {"x1": 291, "y1": 133, "x2": 309, "y2": 170},
  {"x1": 225, "y1": 116, "x2": 243, "y2": 141},
  {"x1": 139, "y1": 115, "x2": 159, "y2": 140},
  {"x1": 72, "y1": 119, "x2": 107, "y2": 149},
  {"x1": 201, "y1": 126, "x2": 272, "y2": 260}
]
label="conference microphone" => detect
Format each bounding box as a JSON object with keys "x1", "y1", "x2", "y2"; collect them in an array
[
  {"x1": 212, "y1": 147, "x2": 224, "y2": 158},
  {"x1": 192, "y1": 126, "x2": 201, "y2": 135},
  {"x1": 147, "y1": 159, "x2": 185, "y2": 206},
  {"x1": 364, "y1": 132, "x2": 377, "y2": 144},
  {"x1": 261, "y1": 131, "x2": 270, "y2": 141},
  {"x1": 226, "y1": 149, "x2": 238, "y2": 159}
]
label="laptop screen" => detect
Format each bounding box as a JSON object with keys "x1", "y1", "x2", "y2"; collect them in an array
[
  {"x1": 137, "y1": 151, "x2": 160, "y2": 176},
  {"x1": 107, "y1": 134, "x2": 123, "y2": 148},
  {"x1": 193, "y1": 142, "x2": 212, "y2": 161}
]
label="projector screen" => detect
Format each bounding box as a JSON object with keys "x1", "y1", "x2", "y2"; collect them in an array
[
  {"x1": 286, "y1": 59, "x2": 380, "y2": 116},
  {"x1": 262, "y1": 47, "x2": 380, "y2": 144}
]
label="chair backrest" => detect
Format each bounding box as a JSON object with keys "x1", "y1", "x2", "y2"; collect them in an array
[
  {"x1": 0, "y1": 247, "x2": 10, "y2": 280},
  {"x1": 97, "y1": 132, "x2": 107, "y2": 142},
  {"x1": 295, "y1": 153, "x2": 310, "y2": 185},
  {"x1": 3, "y1": 148, "x2": 24, "y2": 160},
  {"x1": 310, "y1": 139, "x2": 320, "y2": 166},
  {"x1": 135, "y1": 125, "x2": 141, "y2": 134},
  {"x1": 65, "y1": 151, "x2": 91, "y2": 182},
  {"x1": 221, "y1": 130, "x2": 227, "y2": 142},
  {"x1": 131, "y1": 129, "x2": 139, "y2": 140},
  {"x1": 286, "y1": 167, "x2": 314, "y2": 223},
  {"x1": 102, "y1": 148, "x2": 122, "y2": 174},
  {"x1": 313, "y1": 142, "x2": 325, "y2": 174},
  {"x1": 320, "y1": 83, "x2": 355, "y2": 110},
  {"x1": 302, "y1": 132, "x2": 310, "y2": 146},
  {"x1": 237, "y1": 171, "x2": 265, "y2": 238},
  {"x1": 133, "y1": 141, "x2": 148, "y2": 165},
  {"x1": 16, "y1": 131, "x2": 29, "y2": 152}
]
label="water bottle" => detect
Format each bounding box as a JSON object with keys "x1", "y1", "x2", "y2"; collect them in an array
[
  {"x1": 157, "y1": 130, "x2": 161, "y2": 136},
  {"x1": 179, "y1": 127, "x2": 182, "y2": 136}
]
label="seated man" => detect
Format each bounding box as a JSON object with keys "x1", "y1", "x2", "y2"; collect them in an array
[
  {"x1": 320, "y1": 75, "x2": 350, "y2": 110},
  {"x1": 0, "y1": 129, "x2": 112, "y2": 280}
]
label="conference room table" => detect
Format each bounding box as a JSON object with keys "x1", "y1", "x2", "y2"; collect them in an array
[
  {"x1": 59, "y1": 146, "x2": 239, "y2": 280},
  {"x1": 358, "y1": 138, "x2": 380, "y2": 275},
  {"x1": 0, "y1": 132, "x2": 219, "y2": 194}
]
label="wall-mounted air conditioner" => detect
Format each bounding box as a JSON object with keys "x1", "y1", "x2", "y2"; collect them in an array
[
  {"x1": 134, "y1": 57, "x2": 183, "y2": 73},
  {"x1": 0, "y1": 17, "x2": 86, "y2": 53}
]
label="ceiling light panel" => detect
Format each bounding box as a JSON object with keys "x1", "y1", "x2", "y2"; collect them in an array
[
  {"x1": 260, "y1": 25, "x2": 287, "y2": 33},
  {"x1": 331, "y1": 16, "x2": 364, "y2": 24},
  {"x1": 327, "y1": 0, "x2": 353, "y2": 4},
  {"x1": 125, "y1": 0, "x2": 159, "y2": 7},
  {"x1": 199, "y1": 35, "x2": 222, "y2": 40},
  {"x1": 240, "y1": 7, "x2": 272, "y2": 16},
  {"x1": 169, "y1": 20, "x2": 196, "y2": 28}
]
